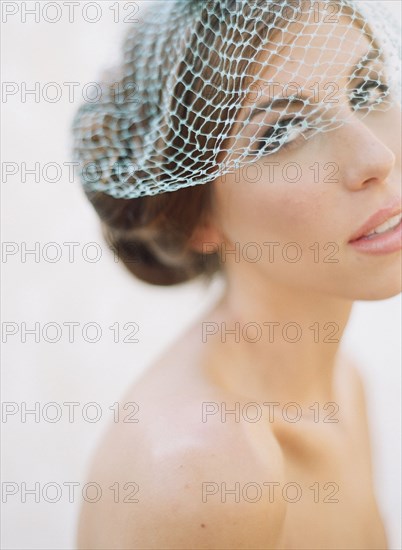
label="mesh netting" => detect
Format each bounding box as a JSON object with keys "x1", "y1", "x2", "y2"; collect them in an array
[{"x1": 72, "y1": 0, "x2": 401, "y2": 199}]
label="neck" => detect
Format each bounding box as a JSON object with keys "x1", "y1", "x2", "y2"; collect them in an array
[{"x1": 202, "y1": 268, "x2": 354, "y2": 408}]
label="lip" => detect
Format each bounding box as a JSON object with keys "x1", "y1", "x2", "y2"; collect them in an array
[
  {"x1": 348, "y1": 219, "x2": 402, "y2": 255},
  {"x1": 348, "y1": 198, "x2": 402, "y2": 255},
  {"x1": 348, "y1": 199, "x2": 402, "y2": 243}
]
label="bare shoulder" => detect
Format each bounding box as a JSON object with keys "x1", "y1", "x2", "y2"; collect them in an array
[{"x1": 77, "y1": 334, "x2": 286, "y2": 549}]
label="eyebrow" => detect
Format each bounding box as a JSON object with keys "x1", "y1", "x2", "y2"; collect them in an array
[
  {"x1": 351, "y1": 47, "x2": 385, "y2": 78},
  {"x1": 248, "y1": 97, "x2": 306, "y2": 122},
  {"x1": 247, "y1": 47, "x2": 385, "y2": 122}
]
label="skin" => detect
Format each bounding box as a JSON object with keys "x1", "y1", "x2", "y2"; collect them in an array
[{"x1": 77, "y1": 5, "x2": 401, "y2": 549}]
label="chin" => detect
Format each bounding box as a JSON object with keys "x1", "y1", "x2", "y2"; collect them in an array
[
  {"x1": 342, "y1": 249, "x2": 402, "y2": 301},
  {"x1": 357, "y1": 288, "x2": 402, "y2": 301},
  {"x1": 351, "y1": 275, "x2": 402, "y2": 301}
]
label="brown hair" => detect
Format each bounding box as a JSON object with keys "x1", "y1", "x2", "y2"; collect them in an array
[
  {"x1": 87, "y1": 183, "x2": 220, "y2": 286},
  {"x1": 76, "y1": 0, "x2": 364, "y2": 286}
]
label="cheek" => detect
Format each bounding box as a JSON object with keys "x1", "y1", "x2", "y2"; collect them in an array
[
  {"x1": 214, "y1": 170, "x2": 331, "y2": 246},
  {"x1": 379, "y1": 105, "x2": 401, "y2": 162}
]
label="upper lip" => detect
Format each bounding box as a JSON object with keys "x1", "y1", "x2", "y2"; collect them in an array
[{"x1": 348, "y1": 198, "x2": 402, "y2": 242}]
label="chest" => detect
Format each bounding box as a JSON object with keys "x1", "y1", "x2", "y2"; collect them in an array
[{"x1": 275, "y1": 422, "x2": 388, "y2": 549}]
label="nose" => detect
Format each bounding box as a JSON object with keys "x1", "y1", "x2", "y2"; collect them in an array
[{"x1": 333, "y1": 116, "x2": 396, "y2": 191}]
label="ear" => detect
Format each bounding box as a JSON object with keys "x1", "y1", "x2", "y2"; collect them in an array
[{"x1": 187, "y1": 220, "x2": 223, "y2": 255}]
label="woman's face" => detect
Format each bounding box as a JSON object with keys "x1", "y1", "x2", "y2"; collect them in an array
[{"x1": 211, "y1": 8, "x2": 402, "y2": 301}]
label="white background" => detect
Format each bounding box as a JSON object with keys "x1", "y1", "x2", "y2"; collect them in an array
[{"x1": 1, "y1": 1, "x2": 401, "y2": 548}]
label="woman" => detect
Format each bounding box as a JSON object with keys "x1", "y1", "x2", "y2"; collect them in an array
[{"x1": 73, "y1": 0, "x2": 401, "y2": 548}]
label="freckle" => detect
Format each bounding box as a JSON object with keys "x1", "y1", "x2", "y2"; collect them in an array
[{"x1": 200, "y1": 523, "x2": 206, "y2": 528}]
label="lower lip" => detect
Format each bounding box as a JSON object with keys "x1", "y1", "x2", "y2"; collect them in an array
[{"x1": 348, "y1": 219, "x2": 402, "y2": 255}]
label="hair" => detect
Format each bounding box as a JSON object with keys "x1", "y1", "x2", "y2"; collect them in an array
[
  {"x1": 74, "y1": 0, "x2": 366, "y2": 286},
  {"x1": 87, "y1": 183, "x2": 220, "y2": 286}
]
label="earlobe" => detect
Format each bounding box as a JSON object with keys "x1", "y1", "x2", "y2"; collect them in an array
[{"x1": 188, "y1": 223, "x2": 222, "y2": 255}]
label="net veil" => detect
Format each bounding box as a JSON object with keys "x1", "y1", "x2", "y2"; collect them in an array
[{"x1": 72, "y1": 0, "x2": 401, "y2": 199}]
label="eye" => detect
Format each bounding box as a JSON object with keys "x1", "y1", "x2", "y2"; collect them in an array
[
  {"x1": 350, "y1": 79, "x2": 390, "y2": 109},
  {"x1": 252, "y1": 116, "x2": 306, "y2": 154}
]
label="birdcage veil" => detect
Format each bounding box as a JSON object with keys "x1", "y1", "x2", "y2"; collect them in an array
[{"x1": 72, "y1": 0, "x2": 401, "y2": 199}]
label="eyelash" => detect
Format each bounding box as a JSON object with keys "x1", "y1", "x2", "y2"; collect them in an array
[
  {"x1": 254, "y1": 117, "x2": 306, "y2": 155},
  {"x1": 253, "y1": 78, "x2": 390, "y2": 155},
  {"x1": 350, "y1": 79, "x2": 390, "y2": 109}
]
